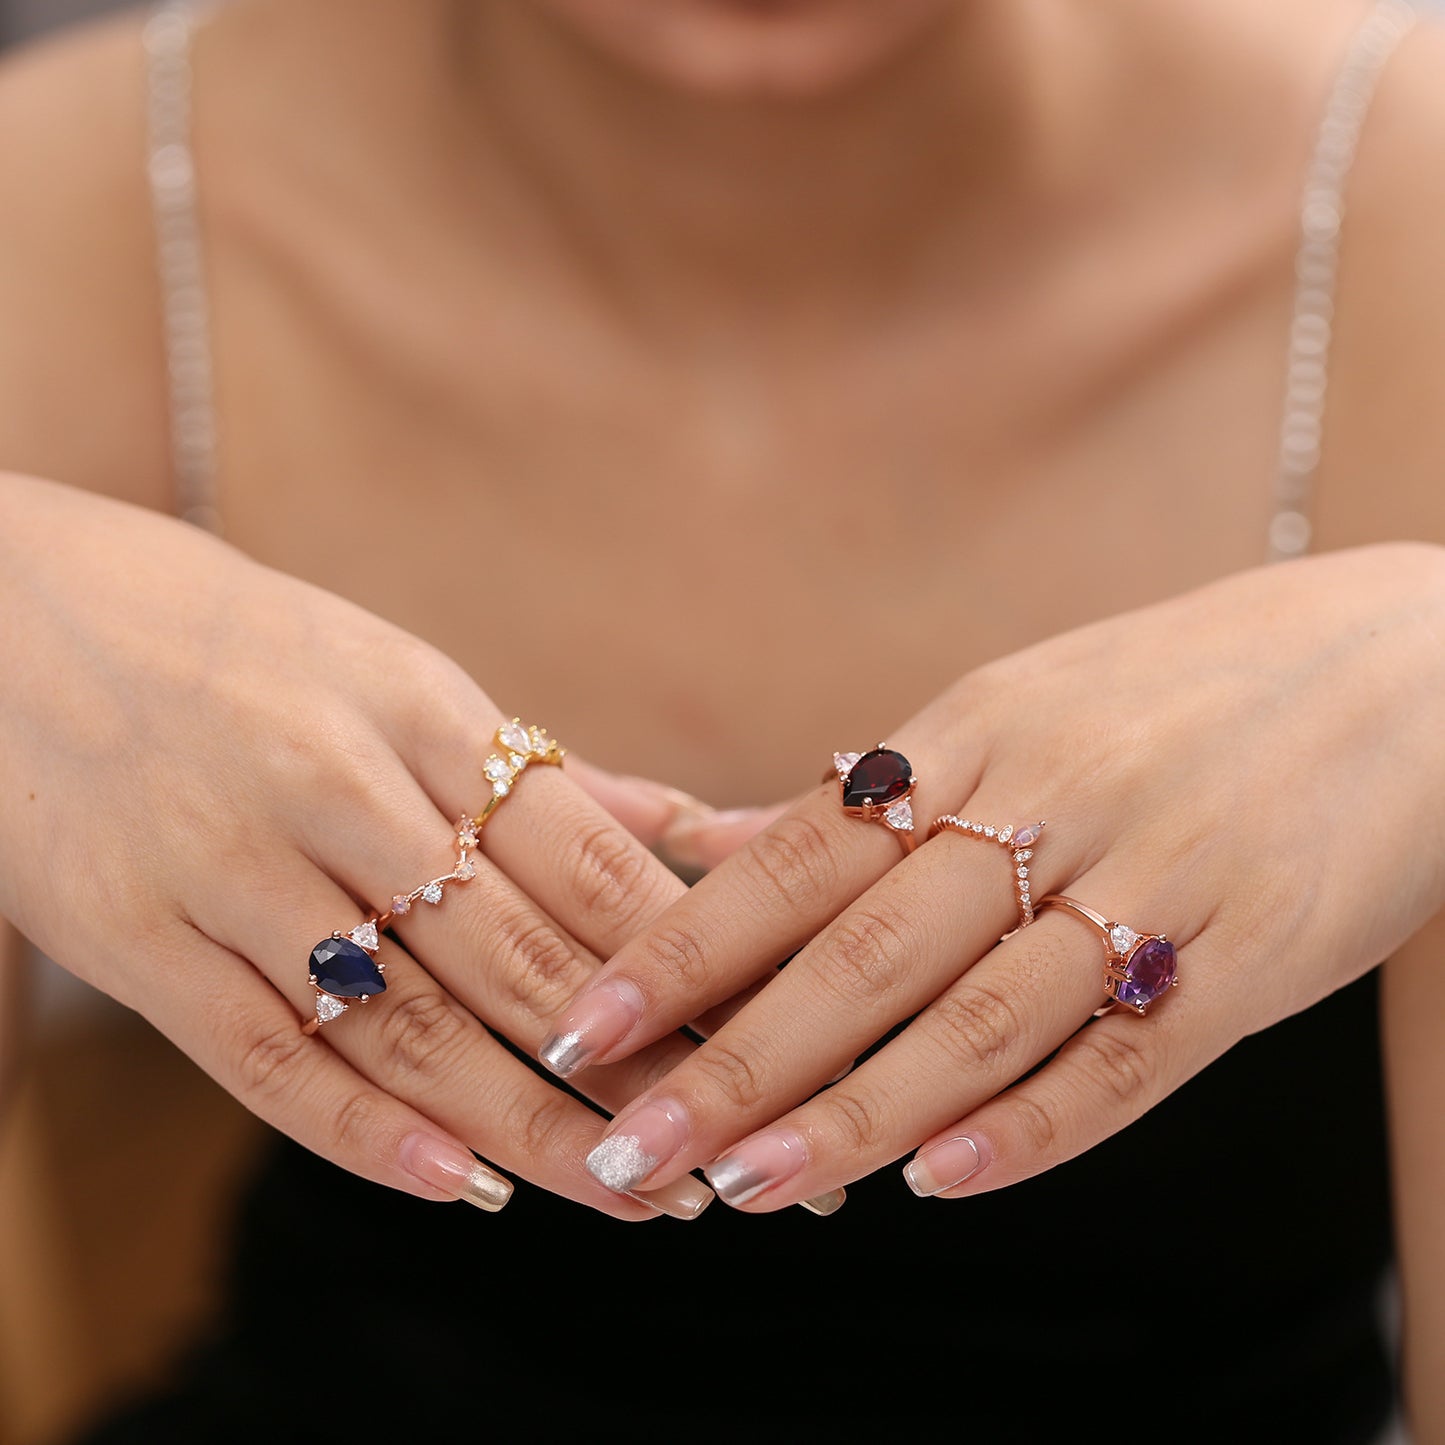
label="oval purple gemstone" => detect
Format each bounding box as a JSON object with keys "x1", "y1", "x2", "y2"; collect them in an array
[
  {"x1": 309, "y1": 936, "x2": 387, "y2": 999},
  {"x1": 1116, "y1": 937, "x2": 1176, "y2": 1010},
  {"x1": 841, "y1": 748, "x2": 913, "y2": 809}
]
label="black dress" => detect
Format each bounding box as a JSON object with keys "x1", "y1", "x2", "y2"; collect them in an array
[{"x1": 72, "y1": 971, "x2": 1395, "y2": 1445}]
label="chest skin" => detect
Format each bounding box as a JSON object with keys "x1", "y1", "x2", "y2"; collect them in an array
[
  {"x1": 212, "y1": 242, "x2": 1290, "y2": 804},
  {"x1": 175, "y1": 0, "x2": 1437, "y2": 808}
]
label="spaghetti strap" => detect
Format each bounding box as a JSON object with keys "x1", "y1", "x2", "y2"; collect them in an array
[{"x1": 144, "y1": 0, "x2": 222, "y2": 536}]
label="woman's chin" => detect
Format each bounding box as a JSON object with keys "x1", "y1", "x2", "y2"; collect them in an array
[{"x1": 528, "y1": 0, "x2": 955, "y2": 99}]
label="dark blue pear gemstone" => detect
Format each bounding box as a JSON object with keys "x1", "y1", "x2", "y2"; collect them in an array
[
  {"x1": 309, "y1": 936, "x2": 386, "y2": 999},
  {"x1": 841, "y1": 748, "x2": 913, "y2": 809}
]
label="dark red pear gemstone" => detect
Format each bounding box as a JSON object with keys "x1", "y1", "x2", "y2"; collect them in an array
[{"x1": 841, "y1": 748, "x2": 913, "y2": 809}]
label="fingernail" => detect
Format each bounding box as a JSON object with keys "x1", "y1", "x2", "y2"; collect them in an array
[
  {"x1": 625, "y1": 1174, "x2": 715, "y2": 1221},
  {"x1": 586, "y1": 1097, "x2": 691, "y2": 1192},
  {"x1": 539, "y1": 977, "x2": 645, "y2": 1077},
  {"x1": 399, "y1": 1134, "x2": 513, "y2": 1213},
  {"x1": 704, "y1": 1130, "x2": 809, "y2": 1208},
  {"x1": 799, "y1": 1188, "x2": 847, "y2": 1217},
  {"x1": 904, "y1": 1135, "x2": 983, "y2": 1197}
]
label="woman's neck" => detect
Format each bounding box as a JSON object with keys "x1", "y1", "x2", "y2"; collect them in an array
[{"x1": 438, "y1": 0, "x2": 1095, "y2": 329}]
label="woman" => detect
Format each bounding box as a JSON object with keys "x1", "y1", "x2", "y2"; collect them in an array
[{"x1": 0, "y1": 0, "x2": 1442, "y2": 1439}]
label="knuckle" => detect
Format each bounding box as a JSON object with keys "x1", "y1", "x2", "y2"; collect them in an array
[
  {"x1": 1011, "y1": 1091, "x2": 1061, "y2": 1156},
  {"x1": 329, "y1": 1087, "x2": 387, "y2": 1155},
  {"x1": 488, "y1": 900, "x2": 584, "y2": 1018},
  {"x1": 235, "y1": 1019, "x2": 313, "y2": 1105},
  {"x1": 818, "y1": 905, "x2": 912, "y2": 1009},
  {"x1": 569, "y1": 821, "x2": 653, "y2": 933},
  {"x1": 931, "y1": 982, "x2": 1024, "y2": 1070},
  {"x1": 637, "y1": 920, "x2": 713, "y2": 995},
  {"x1": 692, "y1": 1037, "x2": 769, "y2": 1114},
  {"x1": 1077, "y1": 1025, "x2": 1158, "y2": 1109},
  {"x1": 376, "y1": 988, "x2": 471, "y2": 1081},
  {"x1": 507, "y1": 1090, "x2": 576, "y2": 1166},
  {"x1": 739, "y1": 812, "x2": 840, "y2": 912},
  {"x1": 816, "y1": 1086, "x2": 890, "y2": 1159}
]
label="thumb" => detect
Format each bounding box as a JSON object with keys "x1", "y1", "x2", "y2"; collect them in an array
[
  {"x1": 564, "y1": 755, "x2": 788, "y2": 875},
  {"x1": 563, "y1": 754, "x2": 719, "y2": 849}
]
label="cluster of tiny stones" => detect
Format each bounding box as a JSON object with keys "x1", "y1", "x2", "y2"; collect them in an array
[
  {"x1": 307, "y1": 719, "x2": 556, "y2": 1028},
  {"x1": 930, "y1": 816, "x2": 1043, "y2": 926}
]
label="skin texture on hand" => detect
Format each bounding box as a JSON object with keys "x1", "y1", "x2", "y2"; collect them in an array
[
  {"x1": 0, "y1": 472, "x2": 724, "y2": 1221},
  {"x1": 539, "y1": 542, "x2": 1445, "y2": 1212}
]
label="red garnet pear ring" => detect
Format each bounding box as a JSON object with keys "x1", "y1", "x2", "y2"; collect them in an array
[
  {"x1": 830, "y1": 745, "x2": 920, "y2": 855},
  {"x1": 1034, "y1": 895, "x2": 1179, "y2": 1017}
]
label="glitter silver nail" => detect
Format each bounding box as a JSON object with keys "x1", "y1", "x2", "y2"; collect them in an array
[{"x1": 586, "y1": 1133, "x2": 657, "y2": 1193}]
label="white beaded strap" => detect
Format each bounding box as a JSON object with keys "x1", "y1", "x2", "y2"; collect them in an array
[
  {"x1": 1268, "y1": 0, "x2": 1418, "y2": 564},
  {"x1": 144, "y1": 0, "x2": 222, "y2": 536}
]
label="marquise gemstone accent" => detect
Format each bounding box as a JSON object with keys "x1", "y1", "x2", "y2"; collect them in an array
[
  {"x1": 1117, "y1": 937, "x2": 1177, "y2": 1011},
  {"x1": 499, "y1": 721, "x2": 531, "y2": 754},
  {"x1": 309, "y1": 936, "x2": 387, "y2": 999},
  {"x1": 840, "y1": 748, "x2": 913, "y2": 809}
]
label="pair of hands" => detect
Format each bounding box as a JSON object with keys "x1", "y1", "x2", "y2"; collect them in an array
[{"x1": 4, "y1": 473, "x2": 1442, "y2": 1220}]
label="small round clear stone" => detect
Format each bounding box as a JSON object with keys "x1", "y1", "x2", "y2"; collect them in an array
[{"x1": 422, "y1": 882, "x2": 445, "y2": 905}]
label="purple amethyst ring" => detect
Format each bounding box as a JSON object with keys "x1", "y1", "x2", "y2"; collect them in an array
[
  {"x1": 1034, "y1": 894, "x2": 1178, "y2": 1017},
  {"x1": 830, "y1": 745, "x2": 919, "y2": 855}
]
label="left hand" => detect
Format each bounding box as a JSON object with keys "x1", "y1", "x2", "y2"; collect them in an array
[{"x1": 535, "y1": 543, "x2": 1445, "y2": 1210}]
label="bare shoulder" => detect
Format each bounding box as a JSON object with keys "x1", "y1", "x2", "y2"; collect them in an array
[
  {"x1": 1318, "y1": 13, "x2": 1445, "y2": 550},
  {"x1": 0, "y1": 9, "x2": 170, "y2": 510}
]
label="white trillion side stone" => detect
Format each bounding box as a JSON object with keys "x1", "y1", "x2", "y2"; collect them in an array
[
  {"x1": 499, "y1": 721, "x2": 531, "y2": 754},
  {"x1": 833, "y1": 751, "x2": 861, "y2": 779},
  {"x1": 316, "y1": 994, "x2": 347, "y2": 1025},
  {"x1": 349, "y1": 921, "x2": 379, "y2": 952},
  {"x1": 1110, "y1": 923, "x2": 1139, "y2": 953},
  {"x1": 422, "y1": 882, "x2": 445, "y2": 905},
  {"x1": 884, "y1": 798, "x2": 914, "y2": 832}
]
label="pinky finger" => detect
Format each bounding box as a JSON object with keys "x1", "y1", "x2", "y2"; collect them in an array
[
  {"x1": 141, "y1": 924, "x2": 516, "y2": 1213},
  {"x1": 902, "y1": 993, "x2": 1215, "y2": 1200}
]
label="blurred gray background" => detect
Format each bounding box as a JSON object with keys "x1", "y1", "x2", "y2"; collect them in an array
[{"x1": 0, "y1": 0, "x2": 125, "y2": 42}]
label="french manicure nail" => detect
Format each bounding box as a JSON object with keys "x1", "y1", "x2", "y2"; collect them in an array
[
  {"x1": 799, "y1": 1188, "x2": 847, "y2": 1217},
  {"x1": 704, "y1": 1130, "x2": 809, "y2": 1208},
  {"x1": 586, "y1": 1097, "x2": 691, "y2": 1193},
  {"x1": 625, "y1": 1174, "x2": 715, "y2": 1221},
  {"x1": 539, "y1": 977, "x2": 645, "y2": 1077},
  {"x1": 399, "y1": 1134, "x2": 513, "y2": 1213},
  {"x1": 904, "y1": 1135, "x2": 983, "y2": 1197}
]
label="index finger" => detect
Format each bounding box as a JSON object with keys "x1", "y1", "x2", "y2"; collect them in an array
[{"x1": 537, "y1": 732, "x2": 974, "y2": 1078}]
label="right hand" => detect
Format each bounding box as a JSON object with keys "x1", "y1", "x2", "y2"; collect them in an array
[{"x1": 0, "y1": 472, "x2": 714, "y2": 1220}]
